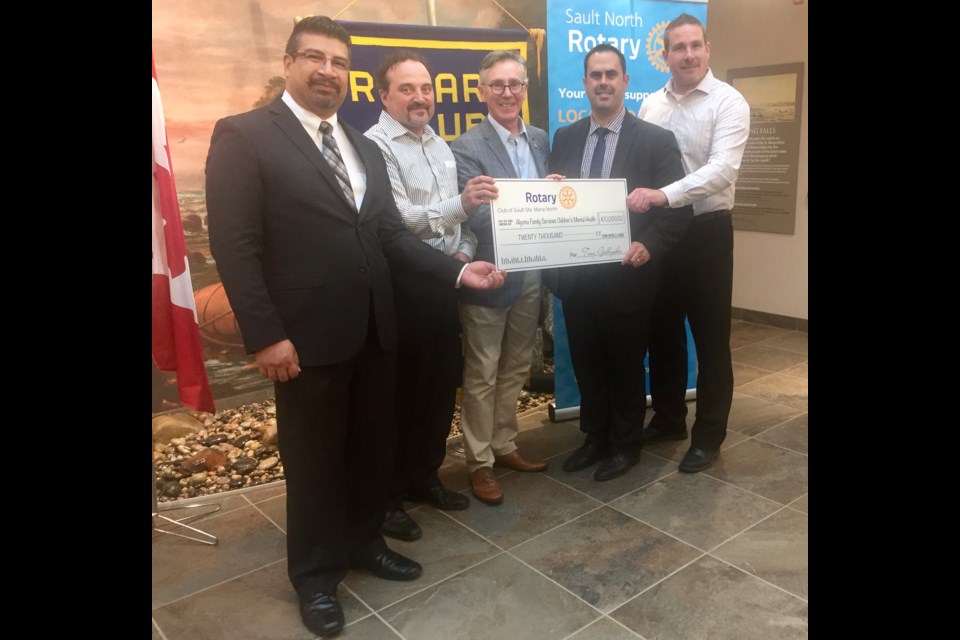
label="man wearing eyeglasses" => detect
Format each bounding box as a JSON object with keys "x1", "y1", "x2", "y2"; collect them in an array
[
  {"x1": 205, "y1": 18, "x2": 505, "y2": 638},
  {"x1": 450, "y1": 50, "x2": 553, "y2": 506},
  {"x1": 364, "y1": 51, "x2": 500, "y2": 542}
]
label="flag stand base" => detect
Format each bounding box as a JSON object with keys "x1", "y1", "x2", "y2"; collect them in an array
[
  {"x1": 152, "y1": 502, "x2": 221, "y2": 545},
  {"x1": 152, "y1": 457, "x2": 220, "y2": 545}
]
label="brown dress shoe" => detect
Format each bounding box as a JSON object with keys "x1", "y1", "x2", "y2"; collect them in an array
[
  {"x1": 494, "y1": 450, "x2": 548, "y2": 473},
  {"x1": 470, "y1": 467, "x2": 504, "y2": 505}
]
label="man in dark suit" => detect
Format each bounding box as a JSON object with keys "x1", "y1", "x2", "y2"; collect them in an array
[
  {"x1": 450, "y1": 50, "x2": 552, "y2": 505},
  {"x1": 204, "y1": 16, "x2": 504, "y2": 638},
  {"x1": 550, "y1": 44, "x2": 692, "y2": 482}
]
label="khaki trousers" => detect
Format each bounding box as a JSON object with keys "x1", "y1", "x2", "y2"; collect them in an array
[{"x1": 459, "y1": 272, "x2": 542, "y2": 473}]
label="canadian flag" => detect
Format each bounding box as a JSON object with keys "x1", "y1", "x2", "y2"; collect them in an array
[{"x1": 152, "y1": 56, "x2": 215, "y2": 414}]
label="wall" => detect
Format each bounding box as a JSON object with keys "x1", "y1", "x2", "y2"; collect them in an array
[{"x1": 707, "y1": 0, "x2": 808, "y2": 320}]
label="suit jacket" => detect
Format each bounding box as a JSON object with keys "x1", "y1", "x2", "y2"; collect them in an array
[
  {"x1": 205, "y1": 96, "x2": 463, "y2": 366},
  {"x1": 547, "y1": 111, "x2": 693, "y2": 312},
  {"x1": 450, "y1": 117, "x2": 549, "y2": 307}
]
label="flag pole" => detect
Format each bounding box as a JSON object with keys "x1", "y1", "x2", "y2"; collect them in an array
[{"x1": 152, "y1": 55, "x2": 221, "y2": 544}]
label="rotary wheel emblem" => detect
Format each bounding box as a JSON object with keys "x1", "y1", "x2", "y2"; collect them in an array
[
  {"x1": 646, "y1": 22, "x2": 670, "y2": 73},
  {"x1": 558, "y1": 186, "x2": 577, "y2": 209}
]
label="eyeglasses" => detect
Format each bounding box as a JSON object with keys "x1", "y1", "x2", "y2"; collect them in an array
[
  {"x1": 290, "y1": 50, "x2": 350, "y2": 72},
  {"x1": 483, "y1": 81, "x2": 527, "y2": 95}
]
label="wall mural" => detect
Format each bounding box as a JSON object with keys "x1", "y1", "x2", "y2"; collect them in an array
[{"x1": 152, "y1": 0, "x2": 547, "y2": 412}]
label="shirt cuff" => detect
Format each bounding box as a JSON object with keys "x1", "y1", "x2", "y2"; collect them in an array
[
  {"x1": 660, "y1": 183, "x2": 684, "y2": 208},
  {"x1": 455, "y1": 263, "x2": 469, "y2": 288}
]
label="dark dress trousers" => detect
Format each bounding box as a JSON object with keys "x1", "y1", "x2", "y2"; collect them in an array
[
  {"x1": 548, "y1": 112, "x2": 692, "y2": 449},
  {"x1": 205, "y1": 97, "x2": 463, "y2": 596}
]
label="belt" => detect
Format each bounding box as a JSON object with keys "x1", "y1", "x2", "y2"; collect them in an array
[{"x1": 692, "y1": 209, "x2": 731, "y2": 222}]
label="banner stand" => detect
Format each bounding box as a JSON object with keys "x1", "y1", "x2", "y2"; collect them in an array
[{"x1": 152, "y1": 458, "x2": 220, "y2": 545}]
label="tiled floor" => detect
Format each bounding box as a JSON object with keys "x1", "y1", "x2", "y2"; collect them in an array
[{"x1": 153, "y1": 320, "x2": 807, "y2": 639}]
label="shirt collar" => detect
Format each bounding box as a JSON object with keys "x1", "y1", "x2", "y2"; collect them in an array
[
  {"x1": 376, "y1": 110, "x2": 438, "y2": 142},
  {"x1": 281, "y1": 90, "x2": 340, "y2": 134},
  {"x1": 666, "y1": 68, "x2": 719, "y2": 98},
  {"x1": 487, "y1": 115, "x2": 527, "y2": 146},
  {"x1": 588, "y1": 106, "x2": 626, "y2": 136}
]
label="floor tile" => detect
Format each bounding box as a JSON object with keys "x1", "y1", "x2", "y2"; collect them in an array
[
  {"x1": 544, "y1": 450, "x2": 678, "y2": 503},
  {"x1": 732, "y1": 362, "x2": 773, "y2": 387},
  {"x1": 643, "y1": 430, "x2": 747, "y2": 465},
  {"x1": 152, "y1": 505, "x2": 287, "y2": 608},
  {"x1": 712, "y1": 508, "x2": 808, "y2": 599},
  {"x1": 755, "y1": 414, "x2": 807, "y2": 455},
  {"x1": 445, "y1": 472, "x2": 601, "y2": 549},
  {"x1": 379, "y1": 554, "x2": 600, "y2": 640},
  {"x1": 338, "y1": 615, "x2": 403, "y2": 639},
  {"x1": 726, "y1": 395, "x2": 803, "y2": 437},
  {"x1": 730, "y1": 337, "x2": 754, "y2": 350},
  {"x1": 152, "y1": 619, "x2": 163, "y2": 640},
  {"x1": 610, "y1": 556, "x2": 808, "y2": 640},
  {"x1": 736, "y1": 374, "x2": 807, "y2": 412},
  {"x1": 243, "y1": 482, "x2": 286, "y2": 503},
  {"x1": 153, "y1": 562, "x2": 372, "y2": 639},
  {"x1": 704, "y1": 439, "x2": 808, "y2": 504},
  {"x1": 611, "y1": 473, "x2": 782, "y2": 550},
  {"x1": 512, "y1": 507, "x2": 700, "y2": 613},
  {"x1": 730, "y1": 344, "x2": 807, "y2": 372},
  {"x1": 513, "y1": 418, "x2": 588, "y2": 463},
  {"x1": 789, "y1": 495, "x2": 808, "y2": 514},
  {"x1": 155, "y1": 493, "x2": 251, "y2": 523},
  {"x1": 729, "y1": 322, "x2": 791, "y2": 344},
  {"x1": 252, "y1": 494, "x2": 287, "y2": 531},
  {"x1": 757, "y1": 331, "x2": 808, "y2": 355},
  {"x1": 343, "y1": 509, "x2": 500, "y2": 611},
  {"x1": 567, "y1": 617, "x2": 642, "y2": 640},
  {"x1": 781, "y1": 362, "x2": 808, "y2": 380}
]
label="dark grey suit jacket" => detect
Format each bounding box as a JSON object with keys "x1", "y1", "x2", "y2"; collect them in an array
[
  {"x1": 205, "y1": 96, "x2": 463, "y2": 366},
  {"x1": 451, "y1": 117, "x2": 549, "y2": 307},
  {"x1": 548, "y1": 111, "x2": 693, "y2": 311}
]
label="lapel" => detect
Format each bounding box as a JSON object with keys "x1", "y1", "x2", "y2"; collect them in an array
[
  {"x1": 610, "y1": 111, "x2": 638, "y2": 180},
  {"x1": 528, "y1": 128, "x2": 547, "y2": 177},
  {"x1": 480, "y1": 118, "x2": 518, "y2": 179},
  {"x1": 564, "y1": 118, "x2": 592, "y2": 176},
  {"x1": 340, "y1": 122, "x2": 375, "y2": 221},
  {"x1": 268, "y1": 98, "x2": 358, "y2": 215}
]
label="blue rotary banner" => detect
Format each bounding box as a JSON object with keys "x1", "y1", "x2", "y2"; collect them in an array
[
  {"x1": 338, "y1": 21, "x2": 530, "y2": 139},
  {"x1": 546, "y1": 0, "x2": 708, "y2": 133},
  {"x1": 546, "y1": 0, "x2": 707, "y2": 416}
]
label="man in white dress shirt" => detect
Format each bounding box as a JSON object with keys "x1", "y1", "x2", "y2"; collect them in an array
[
  {"x1": 365, "y1": 51, "x2": 499, "y2": 541},
  {"x1": 629, "y1": 13, "x2": 750, "y2": 473}
]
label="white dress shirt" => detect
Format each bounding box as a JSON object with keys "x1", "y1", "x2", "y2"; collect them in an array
[
  {"x1": 364, "y1": 111, "x2": 476, "y2": 258},
  {"x1": 281, "y1": 91, "x2": 367, "y2": 210},
  {"x1": 638, "y1": 69, "x2": 750, "y2": 215}
]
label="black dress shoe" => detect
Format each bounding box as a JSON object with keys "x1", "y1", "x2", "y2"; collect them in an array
[
  {"x1": 299, "y1": 592, "x2": 344, "y2": 637},
  {"x1": 679, "y1": 447, "x2": 719, "y2": 473},
  {"x1": 594, "y1": 449, "x2": 641, "y2": 481},
  {"x1": 352, "y1": 549, "x2": 423, "y2": 581},
  {"x1": 381, "y1": 509, "x2": 422, "y2": 541},
  {"x1": 640, "y1": 424, "x2": 688, "y2": 446},
  {"x1": 406, "y1": 485, "x2": 470, "y2": 510},
  {"x1": 562, "y1": 439, "x2": 608, "y2": 472}
]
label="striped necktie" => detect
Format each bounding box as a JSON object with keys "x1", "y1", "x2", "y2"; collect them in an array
[
  {"x1": 318, "y1": 121, "x2": 356, "y2": 211},
  {"x1": 589, "y1": 127, "x2": 608, "y2": 179}
]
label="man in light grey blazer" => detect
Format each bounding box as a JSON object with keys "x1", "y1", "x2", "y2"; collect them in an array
[{"x1": 451, "y1": 51, "x2": 553, "y2": 505}]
